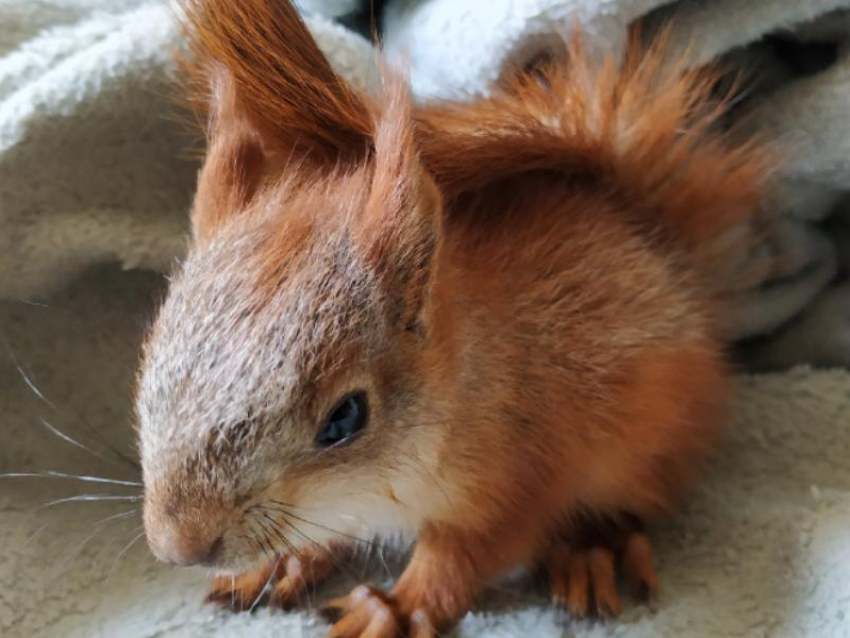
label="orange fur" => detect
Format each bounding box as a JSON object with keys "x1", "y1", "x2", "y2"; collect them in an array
[
  {"x1": 180, "y1": 0, "x2": 373, "y2": 163},
  {"x1": 416, "y1": 34, "x2": 770, "y2": 251},
  {"x1": 139, "y1": 1, "x2": 774, "y2": 636},
  {"x1": 191, "y1": 67, "x2": 266, "y2": 243}
]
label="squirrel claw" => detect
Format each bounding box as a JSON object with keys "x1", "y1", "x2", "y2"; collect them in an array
[
  {"x1": 546, "y1": 520, "x2": 659, "y2": 619},
  {"x1": 322, "y1": 585, "x2": 400, "y2": 638},
  {"x1": 549, "y1": 546, "x2": 621, "y2": 618},
  {"x1": 623, "y1": 531, "x2": 660, "y2": 604},
  {"x1": 321, "y1": 584, "x2": 434, "y2": 638}
]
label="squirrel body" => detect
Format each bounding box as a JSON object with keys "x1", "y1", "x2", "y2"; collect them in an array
[{"x1": 136, "y1": 0, "x2": 768, "y2": 634}]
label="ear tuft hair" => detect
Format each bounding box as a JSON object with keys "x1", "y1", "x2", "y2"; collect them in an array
[
  {"x1": 179, "y1": 0, "x2": 375, "y2": 166},
  {"x1": 358, "y1": 75, "x2": 443, "y2": 330},
  {"x1": 190, "y1": 66, "x2": 266, "y2": 243}
]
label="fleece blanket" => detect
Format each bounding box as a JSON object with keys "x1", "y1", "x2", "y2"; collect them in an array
[{"x1": 0, "y1": 0, "x2": 849, "y2": 637}]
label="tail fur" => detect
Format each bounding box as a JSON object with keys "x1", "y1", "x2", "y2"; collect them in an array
[{"x1": 415, "y1": 33, "x2": 770, "y2": 248}]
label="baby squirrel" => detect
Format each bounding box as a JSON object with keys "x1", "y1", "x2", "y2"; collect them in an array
[{"x1": 136, "y1": 0, "x2": 768, "y2": 635}]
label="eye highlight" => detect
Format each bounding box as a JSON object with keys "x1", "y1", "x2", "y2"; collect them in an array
[{"x1": 316, "y1": 392, "x2": 368, "y2": 447}]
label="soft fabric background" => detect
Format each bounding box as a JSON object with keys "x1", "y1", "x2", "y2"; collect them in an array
[{"x1": 1, "y1": 1, "x2": 849, "y2": 637}]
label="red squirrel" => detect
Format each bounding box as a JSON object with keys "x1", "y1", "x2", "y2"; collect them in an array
[{"x1": 135, "y1": 0, "x2": 769, "y2": 636}]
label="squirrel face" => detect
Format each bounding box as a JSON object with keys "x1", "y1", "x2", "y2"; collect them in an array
[{"x1": 137, "y1": 110, "x2": 450, "y2": 569}]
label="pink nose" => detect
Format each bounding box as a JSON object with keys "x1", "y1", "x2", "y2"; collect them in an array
[{"x1": 146, "y1": 522, "x2": 224, "y2": 566}]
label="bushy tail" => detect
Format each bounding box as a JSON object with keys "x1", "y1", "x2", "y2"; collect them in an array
[{"x1": 416, "y1": 32, "x2": 771, "y2": 248}]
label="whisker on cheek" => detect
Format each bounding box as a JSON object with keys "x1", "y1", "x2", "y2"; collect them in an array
[
  {"x1": 251, "y1": 519, "x2": 278, "y2": 560},
  {"x1": 108, "y1": 526, "x2": 146, "y2": 576},
  {"x1": 61, "y1": 509, "x2": 139, "y2": 569},
  {"x1": 3, "y1": 337, "x2": 141, "y2": 473},
  {"x1": 245, "y1": 504, "x2": 546, "y2": 609},
  {"x1": 40, "y1": 494, "x2": 142, "y2": 509},
  {"x1": 265, "y1": 501, "x2": 381, "y2": 549},
  {"x1": 37, "y1": 417, "x2": 115, "y2": 464},
  {"x1": 251, "y1": 504, "x2": 373, "y2": 587},
  {"x1": 23, "y1": 523, "x2": 50, "y2": 551},
  {"x1": 0, "y1": 471, "x2": 142, "y2": 489},
  {"x1": 249, "y1": 556, "x2": 281, "y2": 613}
]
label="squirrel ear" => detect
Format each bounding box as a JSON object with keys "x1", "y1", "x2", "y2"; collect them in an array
[
  {"x1": 358, "y1": 82, "x2": 442, "y2": 330},
  {"x1": 191, "y1": 67, "x2": 265, "y2": 244},
  {"x1": 182, "y1": 0, "x2": 375, "y2": 243},
  {"x1": 182, "y1": 0, "x2": 373, "y2": 168}
]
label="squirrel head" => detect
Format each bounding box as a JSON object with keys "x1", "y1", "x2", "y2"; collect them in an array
[{"x1": 137, "y1": 48, "x2": 450, "y2": 568}]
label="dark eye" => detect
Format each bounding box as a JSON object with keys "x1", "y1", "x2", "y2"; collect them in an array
[{"x1": 316, "y1": 392, "x2": 369, "y2": 447}]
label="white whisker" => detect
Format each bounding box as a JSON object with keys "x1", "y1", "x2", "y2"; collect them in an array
[
  {"x1": 11, "y1": 357, "x2": 57, "y2": 410},
  {"x1": 0, "y1": 471, "x2": 142, "y2": 488},
  {"x1": 14, "y1": 298, "x2": 50, "y2": 308},
  {"x1": 3, "y1": 338, "x2": 141, "y2": 472},
  {"x1": 61, "y1": 510, "x2": 138, "y2": 569},
  {"x1": 109, "y1": 527, "x2": 146, "y2": 575},
  {"x1": 23, "y1": 523, "x2": 49, "y2": 551},
  {"x1": 41, "y1": 494, "x2": 142, "y2": 508},
  {"x1": 38, "y1": 417, "x2": 107, "y2": 459},
  {"x1": 92, "y1": 509, "x2": 138, "y2": 528}
]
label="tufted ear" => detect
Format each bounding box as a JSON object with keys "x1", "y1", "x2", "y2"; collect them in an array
[
  {"x1": 181, "y1": 0, "x2": 375, "y2": 243},
  {"x1": 357, "y1": 81, "x2": 443, "y2": 331},
  {"x1": 191, "y1": 67, "x2": 266, "y2": 244}
]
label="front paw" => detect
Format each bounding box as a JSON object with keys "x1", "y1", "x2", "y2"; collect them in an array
[
  {"x1": 320, "y1": 585, "x2": 435, "y2": 638},
  {"x1": 208, "y1": 548, "x2": 337, "y2": 612},
  {"x1": 207, "y1": 558, "x2": 282, "y2": 612}
]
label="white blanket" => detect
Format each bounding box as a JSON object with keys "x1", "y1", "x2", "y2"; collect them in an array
[{"x1": 2, "y1": 1, "x2": 850, "y2": 637}]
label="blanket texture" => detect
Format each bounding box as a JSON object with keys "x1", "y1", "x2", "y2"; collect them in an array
[{"x1": 1, "y1": 1, "x2": 850, "y2": 637}]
